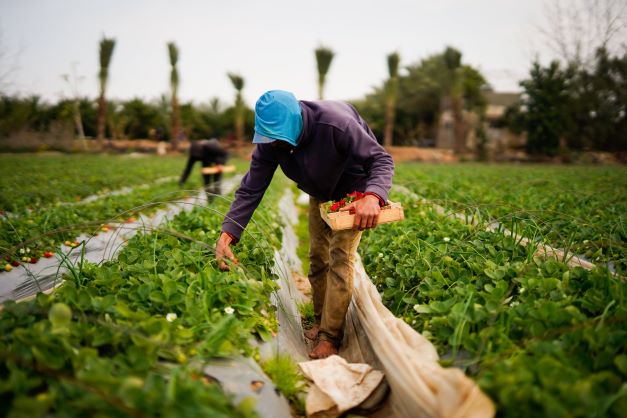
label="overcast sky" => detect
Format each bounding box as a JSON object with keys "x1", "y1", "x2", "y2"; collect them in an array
[{"x1": 1, "y1": 0, "x2": 555, "y2": 106}]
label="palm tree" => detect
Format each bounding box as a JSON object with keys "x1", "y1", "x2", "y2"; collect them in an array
[
  {"x1": 442, "y1": 47, "x2": 466, "y2": 152},
  {"x1": 228, "y1": 73, "x2": 245, "y2": 141},
  {"x1": 315, "y1": 46, "x2": 335, "y2": 99},
  {"x1": 383, "y1": 52, "x2": 400, "y2": 147},
  {"x1": 167, "y1": 42, "x2": 181, "y2": 150},
  {"x1": 97, "y1": 37, "x2": 115, "y2": 144}
]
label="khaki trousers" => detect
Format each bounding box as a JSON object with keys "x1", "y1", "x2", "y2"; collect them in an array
[{"x1": 308, "y1": 196, "x2": 362, "y2": 347}]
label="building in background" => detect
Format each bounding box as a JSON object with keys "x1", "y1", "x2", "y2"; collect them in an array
[{"x1": 437, "y1": 91, "x2": 525, "y2": 158}]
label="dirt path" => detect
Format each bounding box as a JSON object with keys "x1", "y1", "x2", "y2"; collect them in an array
[{"x1": 291, "y1": 272, "x2": 311, "y2": 301}]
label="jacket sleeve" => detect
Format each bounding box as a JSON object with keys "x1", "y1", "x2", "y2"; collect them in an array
[
  {"x1": 337, "y1": 119, "x2": 394, "y2": 203},
  {"x1": 222, "y1": 145, "x2": 278, "y2": 241}
]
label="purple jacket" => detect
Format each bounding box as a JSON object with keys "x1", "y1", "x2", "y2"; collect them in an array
[{"x1": 222, "y1": 100, "x2": 394, "y2": 240}]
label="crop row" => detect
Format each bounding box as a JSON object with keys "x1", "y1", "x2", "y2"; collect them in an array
[
  {"x1": 360, "y1": 190, "x2": 626, "y2": 417},
  {"x1": 0, "y1": 154, "x2": 195, "y2": 213},
  {"x1": 0, "y1": 175, "x2": 292, "y2": 417},
  {"x1": 393, "y1": 164, "x2": 627, "y2": 271},
  {"x1": 1, "y1": 176, "x2": 203, "y2": 269}
]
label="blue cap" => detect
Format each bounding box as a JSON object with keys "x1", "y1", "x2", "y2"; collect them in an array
[{"x1": 253, "y1": 90, "x2": 303, "y2": 146}]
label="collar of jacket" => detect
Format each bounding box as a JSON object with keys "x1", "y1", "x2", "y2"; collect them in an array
[{"x1": 294, "y1": 101, "x2": 314, "y2": 149}]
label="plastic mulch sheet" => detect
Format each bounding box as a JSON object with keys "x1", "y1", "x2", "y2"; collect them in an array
[{"x1": 269, "y1": 189, "x2": 495, "y2": 418}]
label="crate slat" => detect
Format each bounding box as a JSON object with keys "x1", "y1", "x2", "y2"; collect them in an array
[{"x1": 319, "y1": 201, "x2": 404, "y2": 231}]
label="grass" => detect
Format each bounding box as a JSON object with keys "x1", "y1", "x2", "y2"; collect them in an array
[
  {"x1": 297, "y1": 301, "x2": 315, "y2": 329},
  {"x1": 259, "y1": 353, "x2": 307, "y2": 416}
]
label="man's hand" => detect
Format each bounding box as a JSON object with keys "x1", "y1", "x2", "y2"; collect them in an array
[
  {"x1": 340, "y1": 195, "x2": 381, "y2": 230},
  {"x1": 216, "y1": 232, "x2": 236, "y2": 271},
  {"x1": 216, "y1": 164, "x2": 224, "y2": 173}
]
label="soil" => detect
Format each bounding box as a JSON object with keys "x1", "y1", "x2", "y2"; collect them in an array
[
  {"x1": 292, "y1": 272, "x2": 311, "y2": 301},
  {"x1": 386, "y1": 146, "x2": 459, "y2": 163}
]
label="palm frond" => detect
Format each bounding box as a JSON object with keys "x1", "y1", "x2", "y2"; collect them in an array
[
  {"x1": 227, "y1": 73, "x2": 244, "y2": 91},
  {"x1": 387, "y1": 52, "x2": 400, "y2": 78},
  {"x1": 98, "y1": 37, "x2": 116, "y2": 87},
  {"x1": 167, "y1": 42, "x2": 179, "y2": 66},
  {"x1": 315, "y1": 46, "x2": 335, "y2": 77}
]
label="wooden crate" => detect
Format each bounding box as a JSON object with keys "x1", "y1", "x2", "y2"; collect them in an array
[
  {"x1": 201, "y1": 165, "x2": 236, "y2": 175},
  {"x1": 320, "y1": 201, "x2": 404, "y2": 231}
]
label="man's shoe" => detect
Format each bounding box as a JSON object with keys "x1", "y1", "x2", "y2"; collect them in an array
[
  {"x1": 304, "y1": 324, "x2": 320, "y2": 341},
  {"x1": 309, "y1": 340, "x2": 337, "y2": 359}
]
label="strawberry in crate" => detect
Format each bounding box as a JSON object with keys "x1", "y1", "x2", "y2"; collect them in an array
[{"x1": 327, "y1": 191, "x2": 366, "y2": 213}]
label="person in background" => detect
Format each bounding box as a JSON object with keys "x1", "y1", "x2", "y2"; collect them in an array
[
  {"x1": 215, "y1": 90, "x2": 394, "y2": 359},
  {"x1": 179, "y1": 138, "x2": 228, "y2": 202}
]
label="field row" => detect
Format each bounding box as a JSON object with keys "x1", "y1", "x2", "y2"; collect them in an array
[
  {"x1": 0, "y1": 154, "x2": 196, "y2": 213},
  {"x1": 393, "y1": 164, "x2": 627, "y2": 271},
  {"x1": 1, "y1": 177, "x2": 202, "y2": 271},
  {"x1": 0, "y1": 173, "x2": 305, "y2": 417},
  {"x1": 359, "y1": 188, "x2": 626, "y2": 417},
  {"x1": 0, "y1": 155, "x2": 250, "y2": 272}
]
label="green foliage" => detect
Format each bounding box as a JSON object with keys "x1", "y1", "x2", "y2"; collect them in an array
[
  {"x1": 120, "y1": 98, "x2": 168, "y2": 139},
  {"x1": 387, "y1": 52, "x2": 400, "y2": 79},
  {"x1": 228, "y1": 74, "x2": 244, "y2": 92},
  {"x1": 0, "y1": 171, "x2": 289, "y2": 416},
  {"x1": 260, "y1": 353, "x2": 306, "y2": 415},
  {"x1": 0, "y1": 154, "x2": 208, "y2": 259},
  {"x1": 0, "y1": 95, "x2": 55, "y2": 138},
  {"x1": 167, "y1": 42, "x2": 180, "y2": 91},
  {"x1": 443, "y1": 46, "x2": 462, "y2": 71},
  {"x1": 315, "y1": 46, "x2": 335, "y2": 100},
  {"x1": 520, "y1": 61, "x2": 572, "y2": 156},
  {"x1": 361, "y1": 176, "x2": 627, "y2": 417},
  {"x1": 353, "y1": 46, "x2": 488, "y2": 145},
  {"x1": 297, "y1": 301, "x2": 314, "y2": 330},
  {"x1": 228, "y1": 73, "x2": 246, "y2": 140},
  {"x1": 98, "y1": 37, "x2": 116, "y2": 91},
  {"x1": 564, "y1": 48, "x2": 627, "y2": 152},
  {"x1": 0, "y1": 154, "x2": 191, "y2": 211},
  {"x1": 393, "y1": 163, "x2": 627, "y2": 270},
  {"x1": 509, "y1": 48, "x2": 627, "y2": 154}
]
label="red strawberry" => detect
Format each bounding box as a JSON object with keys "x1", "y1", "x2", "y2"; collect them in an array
[
  {"x1": 29, "y1": 257, "x2": 39, "y2": 264},
  {"x1": 11, "y1": 260, "x2": 20, "y2": 267},
  {"x1": 43, "y1": 251, "x2": 54, "y2": 258}
]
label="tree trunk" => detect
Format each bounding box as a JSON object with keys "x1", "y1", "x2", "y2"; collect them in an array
[
  {"x1": 234, "y1": 92, "x2": 244, "y2": 143},
  {"x1": 171, "y1": 94, "x2": 180, "y2": 151},
  {"x1": 97, "y1": 95, "x2": 106, "y2": 144},
  {"x1": 452, "y1": 96, "x2": 466, "y2": 152},
  {"x1": 383, "y1": 97, "x2": 395, "y2": 147},
  {"x1": 73, "y1": 100, "x2": 86, "y2": 150},
  {"x1": 235, "y1": 116, "x2": 244, "y2": 142}
]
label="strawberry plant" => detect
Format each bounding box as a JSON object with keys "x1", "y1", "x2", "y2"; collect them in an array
[
  {"x1": 0, "y1": 174, "x2": 290, "y2": 417},
  {"x1": 0, "y1": 154, "x2": 193, "y2": 212},
  {"x1": 360, "y1": 190, "x2": 626, "y2": 417},
  {"x1": 394, "y1": 163, "x2": 626, "y2": 271},
  {"x1": 0, "y1": 178, "x2": 197, "y2": 267}
]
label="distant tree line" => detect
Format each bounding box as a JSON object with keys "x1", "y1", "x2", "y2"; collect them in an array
[
  {"x1": 504, "y1": 47, "x2": 626, "y2": 155},
  {"x1": 353, "y1": 46, "x2": 488, "y2": 149},
  {"x1": 0, "y1": 94, "x2": 254, "y2": 142},
  {"x1": 0, "y1": 41, "x2": 625, "y2": 154}
]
